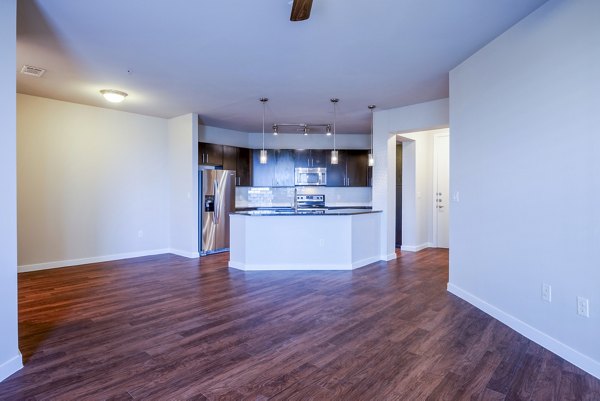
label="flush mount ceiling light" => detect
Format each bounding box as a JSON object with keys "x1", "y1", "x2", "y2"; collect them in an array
[
  {"x1": 259, "y1": 98, "x2": 269, "y2": 164},
  {"x1": 368, "y1": 105, "x2": 376, "y2": 167},
  {"x1": 100, "y1": 89, "x2": 128, "y2": 103}
]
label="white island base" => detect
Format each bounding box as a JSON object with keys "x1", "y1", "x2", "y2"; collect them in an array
[{"x1": 228, "y1": 211, "x2": 382, "y2": 271}]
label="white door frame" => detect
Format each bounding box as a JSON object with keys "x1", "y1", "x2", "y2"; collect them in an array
[{"x1": 432, "y1": 132, "x2": 450, "y2": 248}]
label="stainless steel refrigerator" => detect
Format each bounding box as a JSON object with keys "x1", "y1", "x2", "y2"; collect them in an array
[{"x1": 200, "y1": 169, "x2": 236, "y2": 255}]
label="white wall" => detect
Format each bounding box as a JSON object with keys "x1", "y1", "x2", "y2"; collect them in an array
[
  {"x1": 0, "y1": 0, "x2": 22, "y2": 382},
  {"x1": 199, "y1": 124, "x2": 249, "y2": 148},
  {"x1": 168, "y1": 114, "x2": 199, "y2": 257},
  {"x1": 17, "y1": 95, "x2": 171, "y2": 271},
  {"x1": 372, "y1": 99, "x2": 449, "y2": 259},
  {"x1": 248, "y1": 132, "x2": 370, "y2": 150},
  {"x1": 449, "y1": 0, "x2": 600, "y2": 378}
]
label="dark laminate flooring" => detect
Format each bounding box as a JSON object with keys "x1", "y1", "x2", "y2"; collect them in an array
[{"x1": 1, "y1": 249, "x2": 599, "y2": 400}]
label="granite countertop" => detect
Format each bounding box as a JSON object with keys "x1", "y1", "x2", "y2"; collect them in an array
[{"x1": 232, "y1": 208, "x2": 381, "y2": 216}]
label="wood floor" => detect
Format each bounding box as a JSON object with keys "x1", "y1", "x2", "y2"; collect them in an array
[{"x1": 1, "y1": 249, "x2": 599, "y2": 400}]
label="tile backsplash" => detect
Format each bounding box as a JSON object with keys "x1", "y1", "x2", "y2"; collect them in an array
[{"x1": 236, "y1": 186, "x2": 372, "y2": 208}]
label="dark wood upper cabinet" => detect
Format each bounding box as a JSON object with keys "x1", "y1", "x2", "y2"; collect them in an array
[
  {"x1": 294, "y1": 149, "x2": 311, "y2": 168},
  {"x1": 326, "y1": 150, "x2": 346, "y2": 187},
  {"x1": 193, "y1": 143, "x2": 371, "y2": 187},
  {"x1": 252, "y1": 149, "x2": 294, "y2": 187},
  {"x1": 199, "y1": 143, "x2": 253, "y2": 186},
  {"x1": 222, "y1": 145, "x2": 237, "y2": 170},
  {"x1": 294, "y1": 149, "x2": 327, "y2": 168},
  {"x1": 236, "y1": 148, "x2": 252, "y2": 186},
  {"x1": 345, "y1": 150, "x2": 369, "y2": 187},
  {"x1": 325, "y1": 149, "x2": 369, "y2": 187},
  {"x1": 199, "y1": 142, "x2": 223, "y2": 166},
  {"x1": 310, "y1": 149, "x2": 327, "y2": 167},
  {"x1": 273, "y1": 150, "x2": 295, "y2": 187}
]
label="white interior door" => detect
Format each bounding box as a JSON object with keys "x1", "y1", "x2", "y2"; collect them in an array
[{"x1": 433, "y1": 134, "x2": 449, "y2": 248}]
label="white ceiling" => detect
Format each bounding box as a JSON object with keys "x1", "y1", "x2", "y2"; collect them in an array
[{"x1": 16, "y1": 0, "x2": 548, "y2": 134}]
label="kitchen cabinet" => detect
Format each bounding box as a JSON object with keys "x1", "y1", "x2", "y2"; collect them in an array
[
  {"x1": 345, "y1": 150, "x2": 369, "y2": 187},
  {"x1": 326, "y1": 150, "x2": 346, "y2": 186},
  {"x1": 326, "y1": 150, "x2": 369, "y2": 187},
  {"x1": 199, "y1": 144, "x2": 252, "y2": 186},
  {"x1": 294, "y1": 149, "x2": 327, "y2": 168},
  {"x1": 199, "y1": 142, "x2": 223, "y2": 166},
  {"x1": 252, "y1": 149, "x2": 294, "y2": 187},
  {"x1": 222, "y1": 145, "x2": 237, "y2": 170},
  {"x1": 236, "y1": 147, "x2": 252, "y2": 186}
]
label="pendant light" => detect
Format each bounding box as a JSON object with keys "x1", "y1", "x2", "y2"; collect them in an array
[
  {"x1": 330, "y1": 98, "x2": 339, "y2": 164},
  {"x1": 259, "y1": 98, "x2": 268, "y2": 164},
  {"x1": 368, "y1": 105, "x2": 376, "y2": 166}
]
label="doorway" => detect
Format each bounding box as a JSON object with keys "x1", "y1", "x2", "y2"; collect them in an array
[
  {"x1": 395, "y1": 143, "x2": 402, "y2": 248},
  {"x1": 395, "y1": 128, "x2": 449, "y2": 251}
]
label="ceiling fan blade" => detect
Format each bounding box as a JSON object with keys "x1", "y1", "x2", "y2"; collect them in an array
[{"x1": 290, "y1": 0, "x2": 313, "y2": 21}]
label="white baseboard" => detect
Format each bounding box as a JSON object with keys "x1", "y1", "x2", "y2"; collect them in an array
[
  {"x1": 230, "y1": 261, "x2": 354, "y2": 271},
  {"x1": 352, "y1": 256, "x2": 381, "y2": 268},
  {"x1": 18, "y1": 248, "x2": 174, "y2": 273},
  {"x1": 382, "y1": 252, "x2": 397, "y2": 261},
  {"x1": 400, "y1": 242, "x2": 432, "y2": 252},
  {"x1": 229, "y1": 255, "x2": 381, "y2": 271},
  {"x1": 0, "y1": 353, "x2": 22, "y2": 382},
  {"x1": 169, "y1": 249, "x2": 200, "y2": 259},
  {"x1": 447, "y1": 283, "x2": 600, "y2": 380}
]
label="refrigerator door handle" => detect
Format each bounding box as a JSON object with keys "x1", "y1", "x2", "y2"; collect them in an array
[{"x1": 214, "y1": 179, "x2": 219, "y2": 224}]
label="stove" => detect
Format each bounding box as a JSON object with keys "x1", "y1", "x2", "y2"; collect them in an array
[{"x1": 296, "y1": 194, "x2": 327, "y2": 211}]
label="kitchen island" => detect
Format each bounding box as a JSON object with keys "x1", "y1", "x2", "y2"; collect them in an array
[{"x1": 228, "y1": 209, "x2": 382, "y2": 271}]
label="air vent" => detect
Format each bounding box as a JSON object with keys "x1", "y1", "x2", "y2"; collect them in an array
[{"x1": 20, "y1": 65, "x2": 46, "y2": 77}]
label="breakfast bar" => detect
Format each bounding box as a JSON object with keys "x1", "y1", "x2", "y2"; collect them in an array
[{"x1": 228, "y1": 209, "x2": 382, "y2": 271}]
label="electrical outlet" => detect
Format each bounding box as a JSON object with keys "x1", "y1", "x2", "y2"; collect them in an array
[
  {"x1": 453, "y1": 191, "x2": 460, "y2": 202},
  {"x1": 577, "y1": 296, "x2": 590, "y2": 317},
  {"x1": 138, "y1": 230, "x2": 144, "y2": 238},
  {"x1": 319, "y1": 238, "x2": 325, "y2": 247},
  {"x1": 542, "y1": 283, "x2": 551, "y2": 302}
]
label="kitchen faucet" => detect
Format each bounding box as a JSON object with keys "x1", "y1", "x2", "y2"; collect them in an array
[{"x1": 293, "y1": 188, "x2": 298, "y2": 211}]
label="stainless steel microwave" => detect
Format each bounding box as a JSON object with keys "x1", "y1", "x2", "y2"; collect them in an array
[{"x1": 295, "y1": 167, "x2": 327, "y2": 186}]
